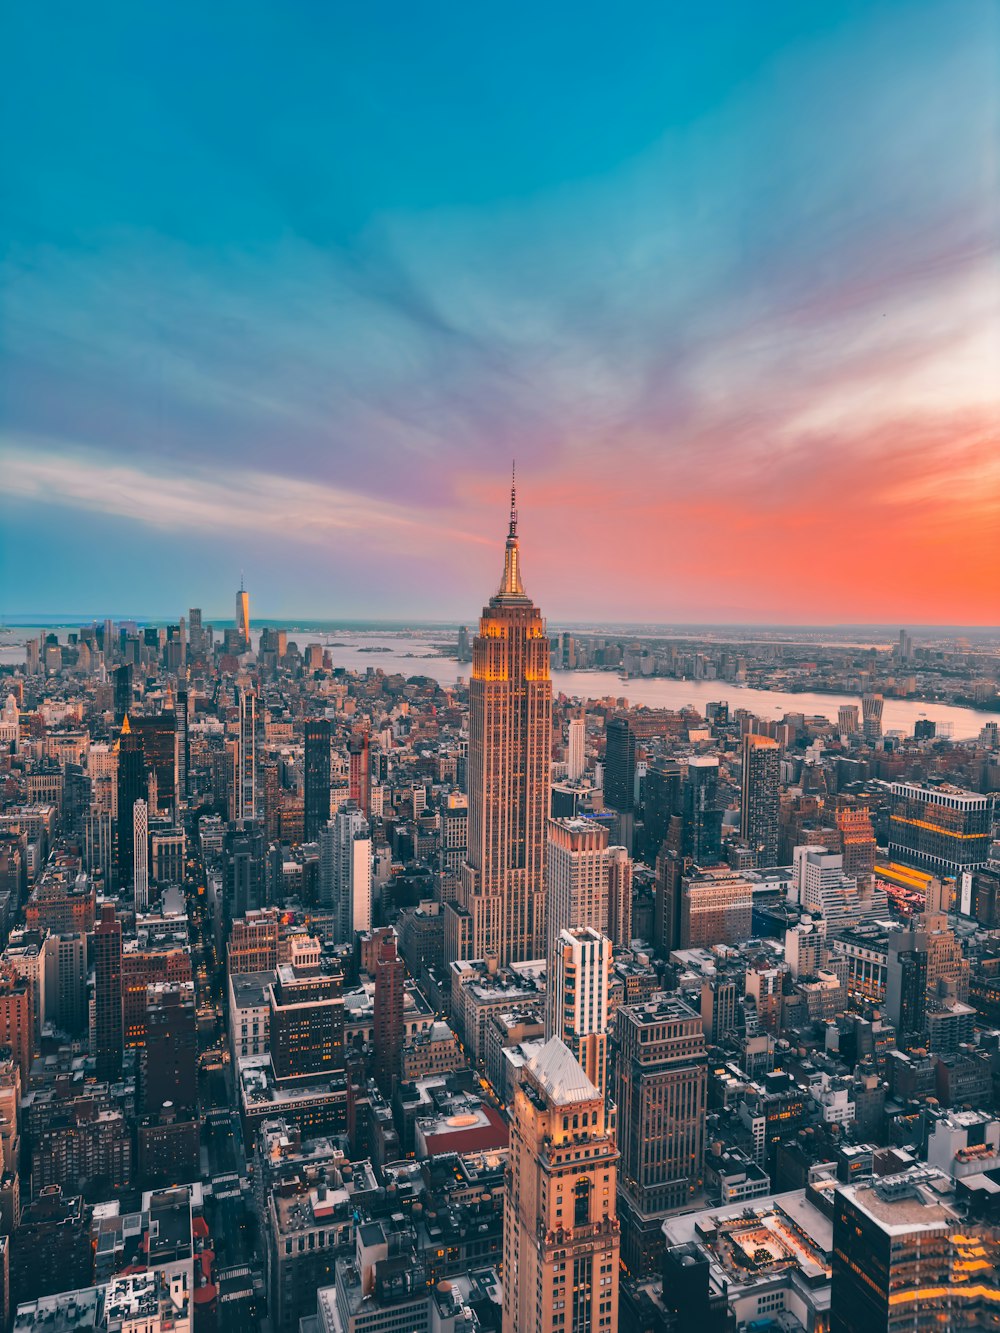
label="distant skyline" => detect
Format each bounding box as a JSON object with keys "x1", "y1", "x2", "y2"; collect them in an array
[{"x1": 2, "y1": 3, "x2": 998, "y2": 623}]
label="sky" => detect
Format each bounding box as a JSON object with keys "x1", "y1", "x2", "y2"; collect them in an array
[{"x1": 1, "y1": 2, "x2": 998, "y2": 626}]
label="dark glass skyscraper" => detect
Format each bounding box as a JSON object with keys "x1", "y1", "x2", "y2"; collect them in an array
[
  {"x1": 113, "y1": 663, "x2": 132, "y2": 725},
  {"x1": 604, "y1": 716, "x2": 636, "y2": 813},
  {"x1": 643, "y1": 761, "x2": 682, "y2": 862},
  {"x1": 740, "y1": 732, "x2": 780, "y2": 867},
  {"x1": 93, "y1": 903, "x2": 123, "y2": 1082},
  {"x1": 682, "y1": 757, "x2": 722, "y2": 863},
  {"x1": 303, "y1": 718, "x2": 332, "y2": 842},
  {"x1": 223, "y1": 821, "x2": 267, "y2": 926}
]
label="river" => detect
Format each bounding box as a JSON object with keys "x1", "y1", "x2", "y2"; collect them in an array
[{"x1": 3, "y1": 626, "x2": 997, "y2": 739}]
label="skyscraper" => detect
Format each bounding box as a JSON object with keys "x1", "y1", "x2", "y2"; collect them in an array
[
  {"x1": 838, "y1": 703, "x2": 860, "y2": 736},
  {"x1": 547, "y1": 926, "x2": 612, "y2": 1098},
  {"x1": 613, "y1": 995, "x2": 707, "y2": 1275},
  {"x1": 607, "y1": 844, "x2": 633, "y2": 948},
  {"x1": 187, "y1": 607, "x2": 203, "y2": 659},
  {"x1": 318, "y1": 806, "x2": 372, "y2": 945},
  {"x1": 831, "y1": 1167, "x2": 1000, "y2": 1333},
  {"x1": 303, "y1": 718, "x2": 332, "y2": 842},
  {"x1": 888, "y1": 781, "x2": 994, "y2": 878},
  {"x1": 740, "y1": 732, "x2": 780, "y2": 867},
  {"x1": 682, "y1": 757, "x2": 722, "y2": 862},
  {"x1": 113, "y1": 663, "x2": 132, "y2": 726},
  {"x1": 372, "y1": 933, "x2": 404, "y2": 1095},
  {"x1": 604, "y1": 716, "x2": 635, "y2": 813},
  {"x1": 222, "y1": 822, "x2": 267, "y2": 925},
  {"x1": 642, "y1": 760, "x2": 682, "y2": 863},
  {"x1": 861, "y1": 692, "x2": 884, "y2": 743},
  {"x1": 237, "y1": 688, "x2": 256, "y2": 821},
  {"x1": 680, "y1": 865, "x2": 753, "y2": 948},
  {"x1": 445, "y1": 484, "x2": 552, "y2": 967},
  {"x1": 116, "y1": 717, "x2": 146, "y2": 891},
  {"x1": 348, "y1": 729, "x2": 371, "y2": 816},
  {"x1": 235, "y1": 578, "x2": 250, "y2": 650},
  {"x1": 566, "y1": 716, "x2": 585, "y2": 780},
  {"x1": 142, "y1": 981, "x2": 198, "y2": 1117},
  {"x1": 546, "y1": 817, "x2": 610, "y2": 956},
  {"x1": 133, "y1": 798, "x2": 149, "y2": 911},
  {"x1": 175, "y1": 691, "x2": 189, "y2": 804},
  {"x1": 836, "y1": 802, "x2": 877, "y2": 887},
  {"x1": 503, "y1": 1037, "x2": 619, "y2": 1333},
  {"x1": 93, "y1": 904, "x2": 123, "y2": 1082}
]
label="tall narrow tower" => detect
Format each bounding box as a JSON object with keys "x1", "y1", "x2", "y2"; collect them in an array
[
  {"x1": 133, "y1": 798, "x2": 149, "y2": 912},
  {"x1": 237, "y1": 688, "x2": 256, "y2": 822},
  {"x1": 446, "y1": 479, "x2": 552, "y2": 967},
  {"x1": 503, "y1": 1037, "x2": 619, "y2": 1333},
  {"x1": 740, "y1": 732, "x2": 780, "y2": 867},
  {"x1": 235, "y1": 576, "x2": 250, "y2": 650}
]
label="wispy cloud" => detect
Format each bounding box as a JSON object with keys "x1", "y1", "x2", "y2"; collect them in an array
[{"x1": 1, "y1": 436, "x2": 491, "y2": 551}]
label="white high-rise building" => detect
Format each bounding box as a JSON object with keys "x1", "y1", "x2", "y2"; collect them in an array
[
  {"x1": 546, "y1": 817, "x2": 610, "y2": 958},
  {"x1": 794, "y1": 846, "x2": 887, "y2": 932},
  {"x1": 319, "y1": 806, "x2": 372, "y2": 944},
  {"x1": 546, "y1": 925, "x2": 612, "y2": 1099},
  {"x1": 607, "y1": 844, "x2": 633, "y2": 947},
  {"x1": 237, "y1": 688, "x2": 256, "y2": 822},
  {"x1": 566, "y1": 716, "x2": 585, "y2": 780},
  {"x1": 133, "y1": 798, "x2": 149, "y2": 910}
]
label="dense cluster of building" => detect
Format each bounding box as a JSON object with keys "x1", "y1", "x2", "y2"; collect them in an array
[
  {"x1": 0, "y1": 494, "x2": 998, "y2": 1332},
  {"x1": 470, "y1": 625, "x2": 1000, "y2": 715}
]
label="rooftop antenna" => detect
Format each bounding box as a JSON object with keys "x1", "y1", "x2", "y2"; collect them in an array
[{"x1": 509, "y1": 460, "x2": 517, "y2": 537}]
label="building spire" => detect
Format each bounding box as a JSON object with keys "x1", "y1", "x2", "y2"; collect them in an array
[{"x1": 499, "y1": 463, "x2": 526, "y2": 599}]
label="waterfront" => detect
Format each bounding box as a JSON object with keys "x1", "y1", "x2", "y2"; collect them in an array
[{"x1": 4, "y1": 626, "x2": 997, "y2": 740}]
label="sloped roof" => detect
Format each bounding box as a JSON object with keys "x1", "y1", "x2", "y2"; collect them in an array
[{"x1": 525, "y1": 1037, "x2": 600, "y2": 1106}]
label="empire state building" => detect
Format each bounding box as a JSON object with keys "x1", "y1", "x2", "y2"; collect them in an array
[{"x1": 445, "y1": 485, "x2": 552, "y2": 967}]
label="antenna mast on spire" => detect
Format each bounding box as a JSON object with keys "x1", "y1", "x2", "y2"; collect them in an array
[{"x1": 509, "y1": 460, "x2": 518, "y2": 537}]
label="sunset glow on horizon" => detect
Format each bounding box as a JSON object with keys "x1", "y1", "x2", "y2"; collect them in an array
[{"x1": 1, "y1": 2, "x2": 998, "y2": 624}]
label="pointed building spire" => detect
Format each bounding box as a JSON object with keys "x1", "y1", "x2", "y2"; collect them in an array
[{"x1": 499, "y1": 462, "x2": 526, "y2": 599}]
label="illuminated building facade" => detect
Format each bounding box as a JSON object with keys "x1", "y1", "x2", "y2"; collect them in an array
[
  {"x1": 502, "y1": 1037, "x2": 619, "y2": 1333},
  {"x1": 832, "y1": 1167, "x2": 1000, "y2": 1333},
  {"x1": 235, "y1": 579, "x2": 250, "y2": 650},
  {"x1": 348, "y1": 730, "x2": 371, "y2": 817},
  {"x1": 446, "y1": 486, "x2": 551, "y2": 968},
  {"x1": 836, "y1": 802, "x2": 877, "y2": 887},
  {"x1": 888, "y1": 782, "x2": 994, "y2": 878}
]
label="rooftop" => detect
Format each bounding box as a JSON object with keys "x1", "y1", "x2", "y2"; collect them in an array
[{"x1": 526, "y1": 1037, "x2": 600, "y2": 1107}]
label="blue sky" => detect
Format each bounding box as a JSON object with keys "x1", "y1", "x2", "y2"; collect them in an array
[{"x1": 2, "y1": 2, "x2": 998, "y2": 623}]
